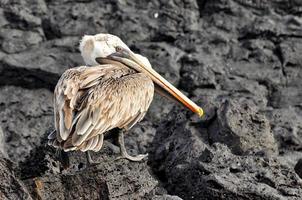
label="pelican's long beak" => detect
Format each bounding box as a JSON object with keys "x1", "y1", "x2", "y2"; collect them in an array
[{"x1": 96, "y1": 47, "x2": 204, "y2": 118}]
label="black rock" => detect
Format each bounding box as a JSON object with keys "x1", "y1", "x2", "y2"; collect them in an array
[
  {"x1": 0, "y1": 153, "x2": 32, "y2": 199},
  {"x1": 150, "y1": 111, "x2": 302, "y2": 200},
  {"x1": 295, "y1": 159, "x2": 302, "y2": 179}
]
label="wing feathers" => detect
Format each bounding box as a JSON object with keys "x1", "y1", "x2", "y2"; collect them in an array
[
  {"x1": 52, "y1": 64, "x2": 154, "y2": 152},
  {"x1": 63, "y1": 99, "x2": 73, "y2": 130},
  {"x1": 90, "y1": 136, "x2": 99, "y2": 150},
  {"x1": 93, "y1": 134, "x2": 104, "y2": 152},
  {"x1": 75, "y1": 109, "x2": 92, "y2": 135}
]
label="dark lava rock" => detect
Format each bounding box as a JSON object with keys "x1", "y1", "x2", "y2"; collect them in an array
[
  {"x1": 295, "y1": 159, "x2": 302, "y2": 179},
  {"x1": 0, "y1": 126, "x2": 6, "y2": 157},
  {"x1": 179, "y1": 53, "x2": 219, "y2": 93},
  {"x1": 23, "y1": 173, "x2": 109, "y2": 200},
  {"x1": 266, "y1": 107, "x2": 302, "y2": 152},
  {"x1": 0, "y1": 40, "x2": 81, "y2": 89},
  {"x1": 208, "y1": 100, "x2": 277, "y2": 155},
  {"x1": 0, "y1": 28, "x2": 43, "y2": 54},
  {"x1": 150, "y1": 111, "x2": 302, "y2": 200},
  {"x1": 0, "y1": 86, "x2": 53, "y2": 163},
  {"x1": 0, "y1": 154, "x2": 32, "y2": 200},
  {"x1": 20, "y1": 142, "x2": 159, "y2": 200},
  {"x1": 152, "y1": 195, "x2": 183, "y2": 200},
  {"x1": 124, "y1": 121, "x2": 157, "y2": 156}
]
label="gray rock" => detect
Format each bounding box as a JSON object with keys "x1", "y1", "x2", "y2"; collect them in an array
[
  {"x1": 208, "y1": 100, "x2": 277, "y2": 155},
  {"x1": 0, "y1": 153, "x2": 32, "y2": 200},
  {"x1": 270, "y1": 86, "x2": 302, "y2": 109},
  {"x1": 265, "y1": 107, "x2": 302, "y2": 152},
  {"x1": 147, "y1": 95, "x2": 176, "y2": 122},
  {"x1": 0, "y1": 28, "x2": 43, "y2": 54},
  {"x1": 0, "y1": 86, "x2": 53, "y2": 163},
  {"x1": 295, "y1": 159, "x2": 302, "y2": 179},
  {"x1": 124, "y1": 121, "x2": 157, "y2": 156},
  {"x1": 179, "y1": 54, "x2": 218, "y2": 93},
  {"x1": 21, "y1": 143, "x2": 159, "y2": 200},
  {"x1": 150, "y1": 111, "x2": 302, "y2": 200},
  {"x1": 152, "y1": 194, "x2": 183, "y2": 200},
  {"x1": 0, "y1": 44, "x2": 81, "y2": 89},
  {"x1": 0, "y1": 127, "x2": 6, "y2": 157},
  {"x1": 0, "y1": 8, "x2": 9, "y2": 28},
  {"x1": 23, "y1": 173, "x2": 109, "y2": 200}
]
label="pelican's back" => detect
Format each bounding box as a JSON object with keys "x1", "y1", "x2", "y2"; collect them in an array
[{"x1": 48, "y1": 64, "x2": 154, "y2": 152}]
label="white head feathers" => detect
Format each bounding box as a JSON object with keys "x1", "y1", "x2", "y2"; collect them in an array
[{"x1": 79, "y1": 33, "x2": 130, "y2": 66}]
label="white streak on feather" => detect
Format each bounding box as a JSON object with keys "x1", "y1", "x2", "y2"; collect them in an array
[
  {"x1": 93, "y1": 134, "x2": 104, "y2": 152},
  {"x1": 75, "y1": 109, "x2": 92, "y2": 135},
  {"x1": 90, "y1": 136, "x2": 99, "y2": 150}
]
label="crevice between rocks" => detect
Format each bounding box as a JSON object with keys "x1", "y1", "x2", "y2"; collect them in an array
[
  {"x1": 196, "y1": 0, "x2": 208, "y2": 17},
  {"x1": 0, "y1": 63, "x2": 59, "y2": 91}
]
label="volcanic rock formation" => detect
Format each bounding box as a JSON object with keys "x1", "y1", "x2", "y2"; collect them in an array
[{"x1": 0, "y1": 0, "x2": 301, "y2": 199}]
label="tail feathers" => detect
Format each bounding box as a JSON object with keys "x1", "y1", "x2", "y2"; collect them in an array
[
  {"x1": 47, "y1": 130, "x2": 62, "y2": 149},
  {"x1": 77, "y1": 134, "x2": 104, "y2": 152},
  {"x1": 47, "y1": 130, "x2": 104, "y2": 153},
  {"x1": 48, "y1": 138, "x2": 60, "y2": 148},
  {"x1": 47, "y1": 130, "x2": 57, "y2": 140},
  {"x1": 63, "y1": 138, "x2": 77, "y2": 152}
]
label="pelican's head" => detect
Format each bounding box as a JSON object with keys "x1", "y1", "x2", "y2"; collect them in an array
[
  {"x1": 79, "y1": 33, "x2": 204, "y2": 118},
  {"x1": 79, "y1": 34, "x2": 132, "y2": 66}
]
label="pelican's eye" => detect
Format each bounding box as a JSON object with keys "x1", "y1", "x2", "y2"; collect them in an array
[{"x1": 115, "y1": 46, "x2": 123, "y2": 52}]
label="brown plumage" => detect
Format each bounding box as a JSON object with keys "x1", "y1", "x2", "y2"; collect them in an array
[{"x1": 48, "y1": 62, "x2": 154, "y2": 153}]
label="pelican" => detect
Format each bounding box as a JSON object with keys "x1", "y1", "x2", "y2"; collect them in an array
[{"x1": 48, "y1": 33, "x2": 203, "y2": 163}]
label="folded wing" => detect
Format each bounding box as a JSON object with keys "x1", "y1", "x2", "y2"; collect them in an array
[{"x1": 50, "y1": 64, "x2": 154, "y2": 152}]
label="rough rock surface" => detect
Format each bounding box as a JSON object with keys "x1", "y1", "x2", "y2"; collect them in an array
[
  {"x1": 0, "y1": 126, "x2": 6, "y2": 157},
  {"x1": 150, "y1": 109, "x2": 302, "y2": 199},
  {"x1": 0, "y1": 153, "x2": 32, "y2": 200},
  {"x1": 0, "y1": 0, "x2": 301, "y2": 199},
  {"x1": 295, "y1": 159, "x2": 302, "y2": 179},
  {"x1": 0, "y1": 86, "x2": 53, "y2": 162},
  {"x1": 20, "y1": 141, "x2": 159, "y2": 200}
]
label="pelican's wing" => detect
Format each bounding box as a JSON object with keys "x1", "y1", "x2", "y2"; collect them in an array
[
  {"x1": 53, "y1": 64, "x2": 154, "y2": 152},
  {"x1": 54, "y1": 65, "x2": 119, "y2": 141}
]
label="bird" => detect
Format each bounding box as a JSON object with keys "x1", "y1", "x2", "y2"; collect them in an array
[{"x1": 48, "y1": 33, "x2": 204, "y2": 163}]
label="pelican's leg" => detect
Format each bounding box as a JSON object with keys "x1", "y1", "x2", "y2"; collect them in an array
[
  {"x1": 86, "y1": 151, "x2": 100, "y2": 165},
  {"x1": 117, "y1": 129, "x2": 148, "y2": 162}
]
